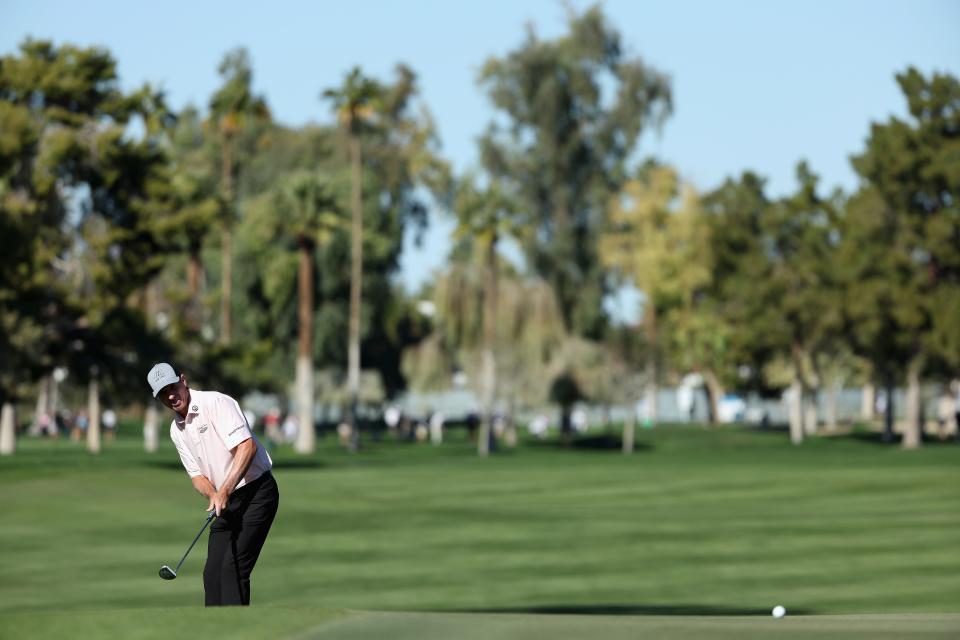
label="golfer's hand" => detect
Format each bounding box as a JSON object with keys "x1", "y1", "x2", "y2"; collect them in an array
[{"x1": 210, "y1": 490, "x2": 230, "y2": 516}]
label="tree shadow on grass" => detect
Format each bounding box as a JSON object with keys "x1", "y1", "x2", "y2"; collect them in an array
[
  {"x1": 844, "y1": 430, "x2": 959, "y2": 447},
  {"x1": 444, "y1": 604, "x2": 816, "y2": 616},
  {"x1": 526, "y1": 434, "x2": 653, "y2": 453}
]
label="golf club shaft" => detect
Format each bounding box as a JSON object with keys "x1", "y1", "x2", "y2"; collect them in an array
[{"x1": 174, "y1": 512, "x2": 216, "y2": 573}]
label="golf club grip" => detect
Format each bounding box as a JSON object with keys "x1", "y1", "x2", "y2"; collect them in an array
[{"x1": 173, "y1": 513, "x2": 216, "y2": 573}]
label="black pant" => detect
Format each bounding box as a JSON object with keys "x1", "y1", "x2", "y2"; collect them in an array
[{"x1": 204, "y1": 471, "x2": 279, "y2": 606}]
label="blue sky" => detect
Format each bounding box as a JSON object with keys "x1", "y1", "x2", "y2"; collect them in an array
[{"x1": 2, "y1": 0, "x2": 958, "y2": 302}]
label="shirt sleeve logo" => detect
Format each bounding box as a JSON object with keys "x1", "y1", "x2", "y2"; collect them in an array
[{"x1": 228, "y1": 425, "x2": 245, "y2": 436}]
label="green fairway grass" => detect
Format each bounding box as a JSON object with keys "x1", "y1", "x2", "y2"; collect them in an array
[{"x1": 1, "y1": 424, "x2": 958, "y2": 638}]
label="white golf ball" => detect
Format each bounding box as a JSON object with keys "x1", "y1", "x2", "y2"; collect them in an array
[{"x1": 772, "y1": 605, "x2": 786, "y2": 618}]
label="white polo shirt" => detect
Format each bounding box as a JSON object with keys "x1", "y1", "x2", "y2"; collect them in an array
[{"x1": 169, "y1": 389, "x2": 272, "y2": 491}]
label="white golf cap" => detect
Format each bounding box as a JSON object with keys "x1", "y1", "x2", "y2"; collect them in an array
[{"x1": 147, "y1": 362, "x2": 180, "y2": 397}]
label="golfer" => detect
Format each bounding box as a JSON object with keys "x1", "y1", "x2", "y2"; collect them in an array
[{"x1": 148, "y1": 362, "x2": 279, "y2": 606}]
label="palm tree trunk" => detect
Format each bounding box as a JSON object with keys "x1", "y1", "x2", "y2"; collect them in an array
[
  {"x1": 295, "y1": 238, "x2": 316, "y2": 454},
  {"x1": 803, "y1": 388, "x2": 819, "y2": 436},
  {"x1": 903, "y1": 356, "x2": 923, "y2": 450},
  {"x1": 87, "y1": 372, "x2": 101, "y2": 454},
  {"x1": 143, "y1": 404, "x2": 159, "y2": 453},
  {"x1": 220, "y1": 135, "x2": 234, "y2": 344},
  {"x1": 347, "y1": 134, "x2": 363, "y2": 452},
  {"x1": 478, "y1": 238, "x2": 498, "y2": 458},
  {"x1": 221, "y1": 228, "x2": 233, "y2": 342},
  {"x1": 1, "y1": 401, "x2": 15, "y2": 455},
  {"x1": 622, "y1": 413, "x2": 635, "y2": 455},
  {"x1": 186, "y1": 242, "x2": 203, "y2": 331},
  {"x1": 788, "y1": 378, "x2": 804, "y2": 445}
]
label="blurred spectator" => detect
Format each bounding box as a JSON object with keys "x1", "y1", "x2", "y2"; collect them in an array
[
  {"x1": 528, "y1": 414, "x2": 549, "y2": 439},
  {"x1": 54, "y1": 411, "x2": 67, "y2": 439},
  {"x1": 875, "y1": 389, "x2": 888, "y2": 416},
  {"x1": 75, "y1": 410, "x2": 89, "y2": 437},
  {"x1": 337, "y1": 422, "x2": 352, "y2": 446},
  {"x1": 37, "y1": 412, "x2": 55, "y2": 438},
  {"x1": 281, "y1": 414, "x2": 299, "y2": 444},
  {"x1": 493, "y1": 412, "x2": 507, "y2": 438},
  {"x1": 571, "y1": 408, "x2": 588, "y2": 433},
  {"x1": 465, "y1": 411, "x2": 480, "y2": 442},
  {"x1": 102, "y1": 409, "x2": 117, "y2": 441},
  {"x1": 384, "y1": 405, "x2": 401, "y2": 432},
  {"x1": 414, "y1": 421, "x2": 429, "y2": 443},
  {"x1": 264, "y1": 407, "x2": 282, "y2": 447}
]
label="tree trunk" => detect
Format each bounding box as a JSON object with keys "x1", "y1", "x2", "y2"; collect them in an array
[
  {"x1": 559, "y1": 405, "x2": 573, "y2": 446},
  {"x1": 788, "y1": 378, "x2": 804, "y2": 445},
  {"x1": 143, "y1": 404, "x2": 159, "y2": 453},
  {"x1": 902, "y1": 357, "x2": 923, "y2": 450},
  {"x1": 187, "y1": 243, "x2": 203, "y2": 331},
  {"x1": 703, "y1": 370, "x2": 724, "y2": 427},
  {"x1": 294, "y1": 239, "x2": 316, "y2": 454},
  {"x1": 825, "y1": 382, "x2": 839, "y2": 431},
  {"x1": 220, "y1": 134, "x2": 234, "y2": 344},
  {"x1": 622, "y1": 414, "x2": 635, "y2": 455},
  {"x1": 30, "y1": 375, "x2": 49, "y2": 436},
  {"x1": 860, "y1": 381, "x2": 875, "y2": 421},
  {"x1": 87, "y1": 374, "x2": 101, "y2": 455},
  {"x1": 478, "y1": 238, "x2": 498, "y2": 458},
  {"x1": 882, "y1": 377, "x2": 895, "y2": 443},
  {"x1": 0, "y1": 402, "x2": 15, "y2": 455},
  {"x1": 803, "y1": 389, "x2": 818, "y2": 436},
  {"x1": 346, "y1": 134, "x2": 363, "y2": 452},
  {"x1": 220, "y1": 227, "x2": 233, "y2": 343}
]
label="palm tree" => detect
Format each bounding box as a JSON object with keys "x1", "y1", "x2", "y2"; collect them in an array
[
  {"x1": 271, "y1": 173, "x2": 341, "y2": 454},
  {"x1": 322, "y1": 67, "x2": 382, "y2": 451},
  {"x1": 209, "y1": 48, "x2": 269, "y2": 344},
  {"x1": 453, "y1": 177, "x2": 522, "y2": 456}
]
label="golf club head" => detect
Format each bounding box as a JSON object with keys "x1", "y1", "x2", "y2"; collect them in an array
[{"x1": 158, "y1": 565, "x2": 177, "y2": 580}]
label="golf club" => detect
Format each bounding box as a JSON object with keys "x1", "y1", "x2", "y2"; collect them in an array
[{"x1": 159, "y1": 510, "x2": 217, "y2": 580}]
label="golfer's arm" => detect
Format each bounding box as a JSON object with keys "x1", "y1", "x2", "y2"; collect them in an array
[
  {"x1": 191, "y1": 475, "x2": 216, "y2": 499},
  {"x1": 219, "y1": 438, "x2": 257, "y2": 496}
]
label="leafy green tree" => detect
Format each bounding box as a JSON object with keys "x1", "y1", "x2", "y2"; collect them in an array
[
  {"x1": 322, "y1": 67, "x2": 383, "y2": 450},
  {"x1": 845, "y1": 68, "x2": 960, "y2": 448},
  {"x1": 601, "y1": 163, "x2": 710, "y2": 424},
  {"x1": 0, "y1": 40, "x2": 183, "y2": 453},
  {"x1": 700, "y1": 173, "x2": 780, "y2": 412},
  {"x1": 478, "y1": 4, "x2": 672, "y2": 338},
  {"x1": 764, "y1": 163, "x2": 844, "y2": 443},
  {"x1": 166, "y1": 105, "x2": 222, "y2": 330},
  {"x1": 208, "y1": 48, "x2": 270, "y2": 344},
  {"x1": 0, "y1": 42, "x2": 73, "y2": 451}
]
